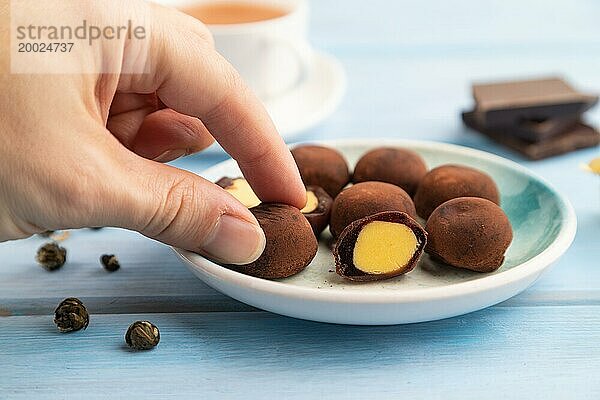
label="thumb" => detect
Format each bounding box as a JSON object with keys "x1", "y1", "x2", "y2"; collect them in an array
[{"x1": 104, "y1": 154, "x2": 266, "y2": 265}]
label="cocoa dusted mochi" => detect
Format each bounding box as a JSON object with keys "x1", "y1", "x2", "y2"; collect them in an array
[
  {"x1": 352, "y1": 147, "x2": 428, "y2": 196},
  {"x1": 227, "y1": 203, "x2": 318, "y2": 279},
  {"x1": 329, "y1": 181, "x2": 417, "y2": 238},
  {"x1": 425, "y1": 197, "x2": 513, "y2": 272},
  {"x1": 414, "y1": 164, "x2": 500, "y2": 219},
  {"x1": 291, "y1": 145, "x2": 351, "y2": 198}
]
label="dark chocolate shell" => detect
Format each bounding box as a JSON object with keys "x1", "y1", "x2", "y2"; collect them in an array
[{"x1": 334, "y1": 211, "x2": 427, "y2": 282}]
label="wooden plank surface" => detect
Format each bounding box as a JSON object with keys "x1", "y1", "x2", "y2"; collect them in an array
[{"x1": 1, "y1": 308, "x2": 600, "y2": 399}]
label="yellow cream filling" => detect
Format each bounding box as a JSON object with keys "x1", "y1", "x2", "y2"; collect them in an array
[{"x1": 352, "y1": 221, "x2": 418, "y2": 274}]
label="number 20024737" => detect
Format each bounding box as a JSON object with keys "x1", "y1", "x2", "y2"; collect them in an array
[{"x1": 17, "y1": 42, "x2": 74, "y2": 52}]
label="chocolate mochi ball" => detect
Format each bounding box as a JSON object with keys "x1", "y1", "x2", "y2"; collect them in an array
[
  {"x1": 425, "y1": 197, "x2": 513, "y2": 272},
  {"x1": 352, "y1": 147, "x2": 428, "y2": 196},
  {"x1": 414, "y1": 164, "x2": 500, "y2": 219},
  {"x1": 329, "y1": 181, "x2": 417, "y2": 238},
  {"x1": 228, "y1": 203, "x2": 318, "y2": 279},
  {"x1": 291, "y1": 145, "x2": 351, "y2": 197}
]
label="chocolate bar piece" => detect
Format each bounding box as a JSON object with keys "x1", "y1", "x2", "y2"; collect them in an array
[
  {"x1": 516, "y1": 116, "x2": 579, "y2": 142},
  {"x1": 473, "y1": 77, "x2": 598, "y2": 127},
  {"x1": 462, "y1": 111, "x2": 600, "y2": 160},
  {"x1": 473, "y1": 115, "x2": 579, "y2": 142}
]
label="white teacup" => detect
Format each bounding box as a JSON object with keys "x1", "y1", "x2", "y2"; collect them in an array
[{"x1": 170, "y1": 0, "x2": 312, "y2": 100}]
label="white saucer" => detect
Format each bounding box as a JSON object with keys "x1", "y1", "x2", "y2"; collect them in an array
[
  {"x1": 263, "y1": 50, "x2": 346, "y2": 138},
  {"x1": 174, "y1": 139, "x2": 576, "y2": 325}
]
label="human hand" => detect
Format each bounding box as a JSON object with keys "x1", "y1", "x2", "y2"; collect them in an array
[{"x1": 0, "y1": 0, "x2": 305, "y2": 264}]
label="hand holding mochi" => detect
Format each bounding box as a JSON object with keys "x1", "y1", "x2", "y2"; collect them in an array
[{"x1": 217, "y1": 176, "x2": 331, "y2": 238}]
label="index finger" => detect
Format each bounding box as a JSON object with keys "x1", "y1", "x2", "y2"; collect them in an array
[{"x1": 119, "y1": 4, "x2": 306, "y2": 208}]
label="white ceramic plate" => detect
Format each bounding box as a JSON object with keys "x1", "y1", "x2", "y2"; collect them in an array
[{"x1": 174, "y1": 139, "x2": 576, "y2": 325}]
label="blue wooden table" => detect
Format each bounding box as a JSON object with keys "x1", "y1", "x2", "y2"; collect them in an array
[{"x1": 2, "y1": 1, "x2": 600, "y2": 398}]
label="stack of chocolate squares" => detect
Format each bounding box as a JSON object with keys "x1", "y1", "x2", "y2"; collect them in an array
[{"x1": 462, "y1": 77, "x2": 599, "y2": 160}]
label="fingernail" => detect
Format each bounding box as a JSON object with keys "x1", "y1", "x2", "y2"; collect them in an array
[
  {"x1": 202, "y1": 215, "x2": 266, "y2": 265},
  {"x1": 152, "y1": 149, "x2": 186, "y2": 162}
]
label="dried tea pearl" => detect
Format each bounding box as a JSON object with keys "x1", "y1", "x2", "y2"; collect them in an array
[
  {"x1": 125, "y1": 321, "x2": 160, "y2": 350},
  {"x1": 100, "y1": 254, "x2": 120, "y2": 272},
  {"x1": 54, "y1": 298, "x2": 89, "y2": 333},
  {"x1": 36, "y1": 242, "x2": 67, "y2": 271}
]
